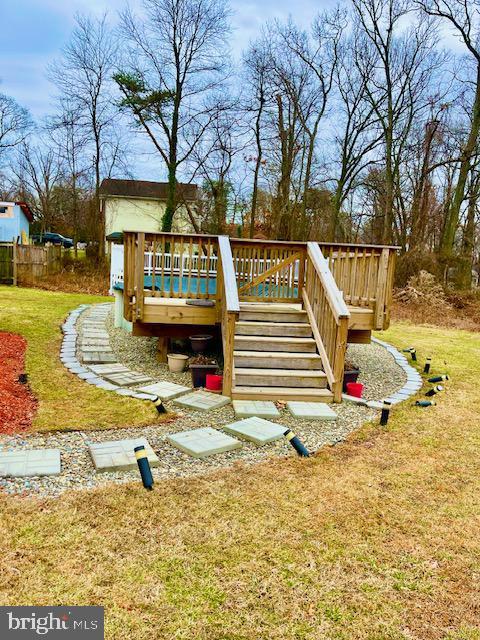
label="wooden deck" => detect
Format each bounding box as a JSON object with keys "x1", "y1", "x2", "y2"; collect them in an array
[{"x1": 121, "y1": 232, "x2": 397, "y2": 402}]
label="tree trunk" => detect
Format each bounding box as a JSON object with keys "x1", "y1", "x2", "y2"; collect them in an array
[{"x1": 441, "y1": 63, "x2": 480, "y2": 259}]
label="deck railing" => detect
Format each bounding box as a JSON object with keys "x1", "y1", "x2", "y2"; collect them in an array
[
  {"x1": 230, "y1": 238, "x2": 306, "y2": 303},
  {"x1": 123, "y1": 231, "x2": 219, "y2": 320},
  {"x1": 303, "y1": 243, "x2": 350, "y2": 402},
  {"x1": 319, "y1": 242, "x2": 397, "y2": 330},
  {"x1": 122, "y1": 231, "x2": 397, "y2": 399}
]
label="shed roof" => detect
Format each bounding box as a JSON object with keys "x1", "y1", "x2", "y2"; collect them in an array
[
  {"x1": 16, "y1": 202, "x2": 34, "y2": 223},
  {"x1": 99, "y1": 179, "x2": 198, "y2": 202}
]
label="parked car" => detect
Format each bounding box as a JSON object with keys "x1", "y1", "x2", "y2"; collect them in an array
[{"x1": 31, "y1": 232, "x2": 74, "y2": 249}]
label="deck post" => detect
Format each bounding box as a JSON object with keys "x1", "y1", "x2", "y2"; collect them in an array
[
  {"x1": 135, "y1": 232, "x2": 145, "y2": 321},
  {"x1": 156, "y1": 337, "x2": 168, "y2": 363},
  {"x1": 332, "y1": 317, "x2": 349, "y2": 402},
  {"x1": 374, "y1": 248, "x2": 389, "y2": 329}
]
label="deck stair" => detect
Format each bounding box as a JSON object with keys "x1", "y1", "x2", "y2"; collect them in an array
[{"x1": 231, "y1": 302, "x2": 334, "y2": 402}]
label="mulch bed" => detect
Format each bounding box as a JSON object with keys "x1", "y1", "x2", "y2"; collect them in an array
[{"x1": 0, "y1": 332, "x2": 37, "y2": 434}]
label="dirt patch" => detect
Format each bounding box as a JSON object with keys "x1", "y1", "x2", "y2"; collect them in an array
[{"x1": 0, "y1": 332, "x2": 38, "y2": 434}]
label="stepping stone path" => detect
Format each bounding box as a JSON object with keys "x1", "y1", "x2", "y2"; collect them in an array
[
  {"x1": 102, "y1": 371, "x2": 153, "y2": 387},
  {"x1": 89, "y1": 438, "x2": 160, "y2": 472},
  {"x1": 232, "y1": 400, "x2": 280, "y2": 419},
  {"x1": 88, "y1": 364, "x2": 130, "y2": 375},
  {"x1": 0, "y1": 449, "x2": 61, "y2": 477},
  {"x1": 173, "y1": 390, "x2": 230, "y2": 411},
  {"x1": 82, "y1": 352, "x2": 117, "y2": 364},
  {"x1": 167, "y1": 427, "x2": 242, "y2": 458},
  {"x1": 223, "y1": 417, "x2": 285, "y2": 446},
  {"x1": 286, "y1": 402, "x2": 338, "y2": 420},
  {"x1": 138, "y1": 381, "x2": 190, "y2": 400}
]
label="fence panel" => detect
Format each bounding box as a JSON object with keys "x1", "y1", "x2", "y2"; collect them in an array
[{"x1": 0, "y1": 243, "x2": 14, "y2": 283}]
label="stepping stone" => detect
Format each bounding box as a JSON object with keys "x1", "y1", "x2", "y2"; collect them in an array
[
  {"x1": 81, "y1": 345, "x2": 113, "y2": 353},
  {"x1": 223, "y1": 417, "x2": 285, "y2": 445},
  {"x1": 83, "y1": 330, "x2": 109, "y2": 337},
  {"x1": 82, "y1": 352, "x2": 117, "y2": 364},
  {"x1": 88, "y1": 437, "x2": 159, "y2": 473},
  {"x1": 232, "y1": 400, "x2": 279, "y2": 419},
  {"x1": 341, "y1": 393, "x2": 367, "y2": 406},
  {"x1": 88, "y1": 364, "x2": 129, "y2": 375},
  {"x1": 81, "y1": 339, "x2": 111, "y2": 347},
  {"x1": 173, "y1": 390, "x2": 230, "y2": 411},
  {"x1": 286, "y1": 402, "x2": 338, "y2": 421},
  {"x1": 138, "y1": 381, "x2": 190, "y2": 400},
  {"x1": 102, "y1": 371, "x2": 153, "y2": 387},
  {"x1": 366, "y1": 400, "x2": 385, "y2": 410},
  {"x1": 167, "y1": 427, "x2": 242, "y2": 458},
  {"x1": 0, "y1": 449, "x2": 61, "y2": 477}
]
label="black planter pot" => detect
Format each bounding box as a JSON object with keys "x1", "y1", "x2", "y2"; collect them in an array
[
  {"x1": 342, "y1": 368, "x2": 360, "y2": 392},
  {"x1": 190, "y1": 364, "x2": 218, "y2": 388},
  {"x1": 189, "y1": 334, "x2": 213, "y2": 354}
]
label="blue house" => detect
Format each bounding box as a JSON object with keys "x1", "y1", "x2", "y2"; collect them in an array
[{"x1": 0, "y1": 201, "x2": 33, "y2": 243}]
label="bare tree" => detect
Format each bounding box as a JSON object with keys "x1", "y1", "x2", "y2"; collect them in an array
[
  {"x1": 243, "y1": 41, "x2": 270, "y2": 238},
  {"x1": 352, "y1": 0, "x2": 442, "y2": 244},
  {"x1": 278, "y1": 10, "x2": 345, "y2": 240},
  {"x1": 115, "y1": 0, "x2": 231, "y2": 232},
  {"x1": 416, "y1": 1, "x2": 480, "y2": 266},
  {"x1": 49, "y1": 13, "x2": 120, "y2": 258},
  {"x1": 47, "y1": 105, "x2": 90, "y2": 255},
  {"x1": 189, "y1": 103, "x2": 246, "y2": 233},
  {"x1": 0, "y1": 92, "x2": 32, "y2": 161},
  {"x1": 330, "y1": 32, "x2": 383, "y2": 240},
  {"x1": 13, "y1": 142, "x2": 62, "y2": 234}
]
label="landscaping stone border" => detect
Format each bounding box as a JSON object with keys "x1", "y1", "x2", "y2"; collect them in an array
[
  {"x1": 61, "y1": 303, "x2": 158, "y2": 402},
  {"x1": 342, "y1": 336, "x2": 422, "y2": 407}
]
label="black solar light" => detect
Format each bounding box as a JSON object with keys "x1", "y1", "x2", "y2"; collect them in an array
[
  {"x1": 415, "y1": 399, "x2": 436, "y2": 407},
  {"x1": 134, "y1": 445, "x2": 154, "y2": 490},
  {"x1": 427, "y1": 375, "x2": 449, "y2": 384},
  {"x1": 425, "y1": 384, "x2": 444, "y2": 397},
  {"x1": 18, "y1": 373, "x2": 28, "y2": 384},
  {"x1": 152, "y1": 396, "x2": 167, "y2": 413},
  {"x1": 423, "y1": 357, "x2": 432, "y2": 374},
  {"x1": 380, "y1": 400, "x2": 392, "y2": 426},
  {"x1": 402, "y1": 347, "x2": 417, "y2": 361},
  {"x1": 283, "y1": 429, "x2": 310, "y2": 457}
]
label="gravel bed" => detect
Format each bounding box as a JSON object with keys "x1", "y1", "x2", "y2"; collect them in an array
[
  {"x1": 346, "y1": 342, "x2": 407, "y2": 401},
  {"x1": 105, "y1": 311, "x2": 192, "y2": 387},
  {"x1": 0, "y1": 305, "x2": 406, "y2": 499},
  {"x1": 0, "y1": 401, "x2": 375, "y2": 498}
]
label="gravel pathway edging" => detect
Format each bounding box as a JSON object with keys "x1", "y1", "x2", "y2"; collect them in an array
[
  {"x1": 342, "y1": 337, "x2": 422, "y2": 408},
  {"x1": 0, "y1": 305, "x2": 418, "y2": 498}
]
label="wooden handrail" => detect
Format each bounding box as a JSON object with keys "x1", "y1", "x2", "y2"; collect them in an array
[
  {"x1": 304, "y1": 243, "x2": 350, "y2": 402},
  {"x1": 217, "y1": 236, "x2": 239, "y2": 396},
  {"x1": 307, "y1": 243, "x2": 350, "y2": 321},
  {"x1": 218, "y1": 236, "x2": 240, "y2": 312}
]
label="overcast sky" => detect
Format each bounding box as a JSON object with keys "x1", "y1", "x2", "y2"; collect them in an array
[{"x1": 0, "y1": 0, "x2": 334, "y2": 119}]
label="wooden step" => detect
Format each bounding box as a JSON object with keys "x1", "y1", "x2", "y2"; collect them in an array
[
  {"x1": 234, "y1": 335, "x2": 317, "y2": 353},
  {"x1": 234, "y1": 351, "x2": 323, "y2": 370},
  {"x1": 234, "y1": 368, "x2": 328, "y2": 388},
  {"x1": 235, "y1": 321, "x2": 312, "y2": 337},
  {"x1": 239, "y1": 309, "x2": 308, "y2": 323},
  {"x1": 232, "y1": 386, "x2": 334, "y2": 402}
]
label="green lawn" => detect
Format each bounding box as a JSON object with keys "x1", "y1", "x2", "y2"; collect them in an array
[
  {"x1": 1, "y1": 321, "x2": 479, "y2": 639},
  {"x1": 0, "y1": 286, "x2": 158, "y2": 431}
]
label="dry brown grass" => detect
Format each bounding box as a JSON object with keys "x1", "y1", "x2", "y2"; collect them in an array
[
  {"x1": 20, "y1": 269, "x2": 109, "y2": 297},
  {"x1": 1, "y1": 322, "x2": 480, "y2": 639}
]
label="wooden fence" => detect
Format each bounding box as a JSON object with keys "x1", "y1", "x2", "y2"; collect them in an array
[{"x1": 0, "y1": 242, "x2": 62, "y2": 285}]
